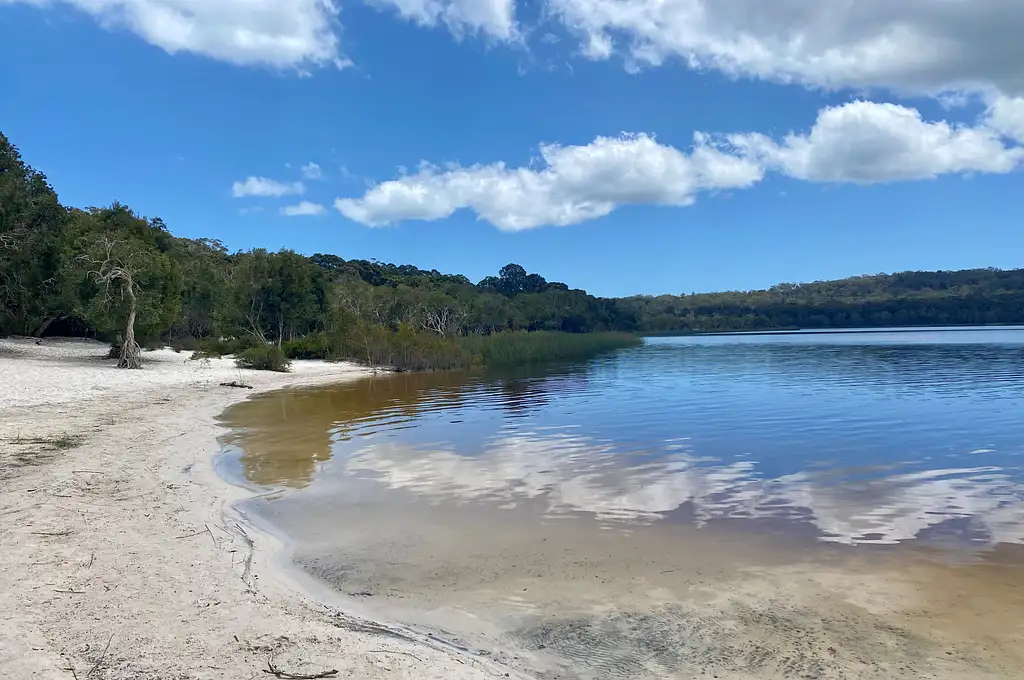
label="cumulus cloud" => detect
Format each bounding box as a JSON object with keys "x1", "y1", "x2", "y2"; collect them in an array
[
  {"x1": 281, "y1": 200, "x2": 327, "y2": 216},
  {"x1": 548, "y1": 0, "x2": 1024, "y2": 97},
  {"x1": 726, "y1": 101, "x2": 1024, "y2": 183},
  {"x1": 334, "y1": 133, "x2": 764, "y2": 230},
  {"x1": 334, "y1": 101, "x2": 1024, "y2": 230},
  {"x1": 5, "y1": 0, "x2": 344, "y2": 68},
  {"x1": 987, "y1": 96, "x2": 1024, "y2": 143},
  {"x1": 369, "y1": 0, "x2": 518, "y2": 41},
  {"x1": 301, "y1": 162, "x2": 323, "y2": 180},
  {"x1": 231, "y1": 177, "x2": 306, "y2": 198}
]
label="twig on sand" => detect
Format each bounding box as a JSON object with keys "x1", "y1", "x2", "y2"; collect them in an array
[
  {"x1": 86, "y1": 633, "x2": 114, "y2": 677},
  {"x1": 176, "y1": 525, "x2": 219, "y2": 544},
  {"x1": 175, "y1": 530, "x2": 207, "y2": 539},
  {"x1": 54, "y1": 589, "x2": 86, "y2": 594},
  {"x1": 263, "y1": 659, "x2": 338, "y2": 679},
  {"x1": 87, "y1": 552, "x2": 95, "y2": 568},
  {"x1": 32, "y1": 530, "x2": 73, "y2": 536},
  {"x1": 72, "y1": 470, "x2": 103, "y2": 474},
  {"x1": 366, "y1": 650, "x2": 423, "y2": 662},
  {"x1": 234, "y1": 523, "x2": 255, "y2": 585}
]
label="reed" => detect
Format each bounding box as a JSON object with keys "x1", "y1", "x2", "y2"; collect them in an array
[{"x1": 458, "y1": 331, "x2": 641, "y2": 366}]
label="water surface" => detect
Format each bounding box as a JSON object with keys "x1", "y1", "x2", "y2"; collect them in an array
[{"x1": 221, "y1": 329, "x2": 1024, "y2": 679}]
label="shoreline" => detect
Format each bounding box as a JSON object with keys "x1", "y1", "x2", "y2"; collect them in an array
[{"x1": 0, "y1": 338, "x2": 520, "y2": 680}]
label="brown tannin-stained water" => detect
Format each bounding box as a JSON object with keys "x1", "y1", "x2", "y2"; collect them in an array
[{"x1": 219, "y1": 330, "x2": 1024, "y2": 679}]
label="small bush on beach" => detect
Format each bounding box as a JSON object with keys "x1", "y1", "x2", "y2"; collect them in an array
[
  {"x1": 282, "y1": 333, "x2": 332, "y2": 360},
  {"x1": 234, "y1": 345, "x2": 292, "y2": 372},
  {"x1": 168, "y1": 336, "x2": 201, "y2": 353},
  {"x1": 192, "y1": 335, "x2": 260, "y2": 359}
]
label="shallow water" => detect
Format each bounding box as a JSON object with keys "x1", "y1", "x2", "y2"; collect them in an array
[{"x1": 220, "y1": 329, "x2": 1024, "y2": 679}]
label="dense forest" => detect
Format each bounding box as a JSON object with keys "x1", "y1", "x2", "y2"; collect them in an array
[{"x1": 2, "y1": 130, "x2": 1023, "y2": 370}]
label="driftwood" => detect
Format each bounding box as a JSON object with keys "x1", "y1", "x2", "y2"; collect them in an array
[
  {"x1": 220, "y1": 381, "x2": 254, "y2": 390},
  {"x1": 263, "y1": 660, "x2": 338, "y2": 679}
]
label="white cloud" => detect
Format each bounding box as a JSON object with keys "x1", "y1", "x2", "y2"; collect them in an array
[
  {"x1": 548, "y1": 0, "x2": 1024, "y2": 97},
  {"x1": 5, "y1": 0, "x2": 344, "y2": 68},
  {"x1": 726, "y1": 101, "x2": 1024, "y2": 183},
  {"x1": 281, "y1": 200, "x2": 327, "y2": 216},
  {"x1": 301, "y1": 162, "x2": 323, "y2": 180},
  {"x1": 334, "y1": 133, "x2": 764, "y2": 230},
  {"x1": 334, "y1": 101, "x2": 1024, "y2": 230},
  {"x1": 369, "y1": 0, "x2": 518, "y2": 41},
  {"x1": 987, "y1": 96, "x2": 1024, "y2": 143},
  {"x1": 231, "y1": 176, "x2": 306, "y2": 198}
]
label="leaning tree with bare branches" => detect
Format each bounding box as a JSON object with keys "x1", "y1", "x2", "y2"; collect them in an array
[{"x1": 80, "y1": 236, "x2": 145, "y2": 369}]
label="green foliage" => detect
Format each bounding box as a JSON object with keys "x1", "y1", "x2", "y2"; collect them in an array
[
  {"x1": 458, "y1": 331, "x2": 641, "y2": 366},
  {"x1": 282, "y1": 333, "x2": 332, "y2": 360},
  {"x1": 62, "y1": 207, "x2": 182, "y2": 345},
  {"x1": 323, "y1": 320, "x2": 467, "y2": 371},
  {"x1": 192, "y1": 335, "x2": 260, "y2": 358},
  {"x1": 234, "y1": 345, "x2": 292, "y2": 372},
  {"x1": 0, "y1": 132, "x2": 68, "y2": 336}
]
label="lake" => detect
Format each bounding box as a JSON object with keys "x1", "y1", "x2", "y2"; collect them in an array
[{"x1": 219, "y1": 329, "x2": 1024, "y2": 679}]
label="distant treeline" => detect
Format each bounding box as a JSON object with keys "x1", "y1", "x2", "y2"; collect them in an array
[
  {"x1": 621, "y1": 268, "x2": 1024, "y2": 333},
  {"x1": 2, "y1": 129, "x2": 1023, "y2": 369}
]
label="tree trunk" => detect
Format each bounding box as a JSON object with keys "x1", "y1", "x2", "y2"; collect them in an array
[
  {"x1": 33, "y1": 314, "x2": 62, "y2": 338},
  {"x1": 119, "y1": 286, "x2": 142, "y2": 369}
]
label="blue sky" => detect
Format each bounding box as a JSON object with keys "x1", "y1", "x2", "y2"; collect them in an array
[{"x1": 1, "y1": 1, "x2": 1022, "y2": 297}]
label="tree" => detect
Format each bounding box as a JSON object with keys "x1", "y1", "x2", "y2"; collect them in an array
[
  {"x1": 497, "y1": 263, "x2": 528, "y2": 297},
  {"x1": 79, "y1": 236, "x2": 146, "y2": 368},
  {"x1": 0, "y1": 132, "x2": 66, "y2": 335}
]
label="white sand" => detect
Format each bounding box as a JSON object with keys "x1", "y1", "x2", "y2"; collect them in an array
[{"x1": 0, "y1": 338, "x2": 515, "y2": 680}]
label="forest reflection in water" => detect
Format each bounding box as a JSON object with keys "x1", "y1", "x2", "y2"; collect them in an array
[{"x1": 219, "y1": 331, "x2": 1024, "y2": 679}]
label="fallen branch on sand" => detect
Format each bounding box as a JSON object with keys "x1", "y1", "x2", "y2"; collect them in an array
[
  {"x1": 220, "y1": 381, "x2": 254, "y2": 389},
  {"x1": 263, "y1": 659, "x2": 338, "y2": 679}
]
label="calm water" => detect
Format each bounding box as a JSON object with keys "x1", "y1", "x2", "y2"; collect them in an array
[{"x1": 220, "y1": 329, "x2": 1024, "y2": 679}]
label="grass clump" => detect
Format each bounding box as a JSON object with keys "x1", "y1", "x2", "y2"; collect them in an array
[
  {"x1": 334, "y1": 322, "x2": 467, "y2": 371},
  {"x1": 234, "y1": 345, "x2": 292, "y2": 372},
  {"x1": 458, "y1": 331, "x2": 640, "y2": 366}
]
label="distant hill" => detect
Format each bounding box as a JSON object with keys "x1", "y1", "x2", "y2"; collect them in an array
[{"x1": 616, "y1": 269, "x2": 1024, "y2": 332}]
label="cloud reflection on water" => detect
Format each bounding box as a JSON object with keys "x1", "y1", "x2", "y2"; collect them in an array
[{"x1": 346, "y1": 430, "x2": 1024, "y2": 546}]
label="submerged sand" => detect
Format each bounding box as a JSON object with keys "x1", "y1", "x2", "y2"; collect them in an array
[
  {"x1": 223, "y1": 376, "x2": 1024, "y2": 680},
  {"x1": 0, "y1": 338, "x2": 515, "y2": 680}
]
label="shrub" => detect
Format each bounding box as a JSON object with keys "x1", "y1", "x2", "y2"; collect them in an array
[
  {"x1": 234, "y1": 345, "x2": 292, "y2": 372},
  {"x1": 169, "y1": 336, "x2": 201, "y2": 353},
  {"x1": 282, "y1": 333, "x2": 332, "y2": 360},
  {"x1": 194, "y1": 335, "x2": 260, "y2": 358}
]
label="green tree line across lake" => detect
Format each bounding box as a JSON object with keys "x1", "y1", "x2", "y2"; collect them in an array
[{"x1": 3, "y1": 130, "x2": 1023, "y2": 369}]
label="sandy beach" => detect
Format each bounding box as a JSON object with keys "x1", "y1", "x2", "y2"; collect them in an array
[{"x1": 0, "y1": 337, "x2": 515, "y2": 680}]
